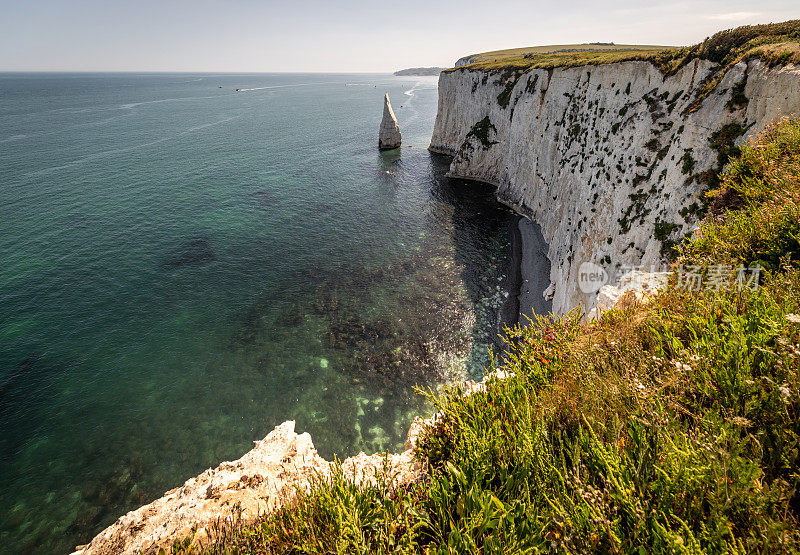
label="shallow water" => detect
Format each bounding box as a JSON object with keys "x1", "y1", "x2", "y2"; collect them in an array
[{"x1": 0, "y1": 72, "x2": 518, "y2": 552}]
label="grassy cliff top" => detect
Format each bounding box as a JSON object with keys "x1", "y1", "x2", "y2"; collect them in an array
[
  {"x1": 454, "y1": 43, "x2": 675, "y2": 67},
  {"x1": 447, "y1": 20, "x2": 800, "y2": 72}
]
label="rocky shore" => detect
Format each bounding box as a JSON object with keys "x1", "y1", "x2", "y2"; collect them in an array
[
  {"x1": 72, "y1": 363, "x2": 529, "y2": 555},
  {"x1": 71, "y1": 419, "x2": 425, "y2": 554}
]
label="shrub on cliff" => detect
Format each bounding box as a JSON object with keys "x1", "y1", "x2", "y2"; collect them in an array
[
  {"x1": 174, "y1": 118, "x2": 800, "y2": 554},
  {"x1": 690, "y1": 20, "x2": 800, "y2": 65}
]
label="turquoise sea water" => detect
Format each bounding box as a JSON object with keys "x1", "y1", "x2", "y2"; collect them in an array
[{"x1": 0, "y1": 73, "x2": 517, "y2": 553}]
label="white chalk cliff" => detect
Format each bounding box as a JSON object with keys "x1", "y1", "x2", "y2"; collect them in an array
[
  {"x1": 430, "y1": 59, "x2": 800, "y2": 314},
  {"x1": 379, "y1": 92, "x2": 402, "y2": 150}
]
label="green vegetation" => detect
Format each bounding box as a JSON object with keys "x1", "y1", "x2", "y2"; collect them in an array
[
  {"x1": 680, "y1": 149, "x2": 696, "y2": 175},
  {"x1": 450, "y1": 43, "x2": 677, "y2": 72},
  {"x1": 727, "y1": 79, "x2": 749, "y2": 112},
  {"x1": 645, "y1": 138, "x2": 661, "y2": 152},
  {"x1": 710, "y1": 123, "x2": 748, "y2": 169},
  {"x1": 653, "y1": 220, "x2": 683, "y2": 256},
  {"x1": 466, "y1": 116, "x2": 498, "y2": 149},
  {"x1": 445, "y1": 21, "x2": 800, "y2": 75},
  {"x1": 169, "y1": 118, "x2": 800, "y2": 554},
  {"x1": 393, "y1": 67, "x2": 445, "y2": 76},
  {"x1": 497, "y1": 75, "x2": 521, "y2": 108},
  {"x1": 456, "y1": 43, "x2": 671, "y2": 64},
  {"x1": 686, "y1": 117, "x2": 800, "y2": 270}
]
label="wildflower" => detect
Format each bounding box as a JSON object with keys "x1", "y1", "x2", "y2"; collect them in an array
[
  {"x1": 779, "y1": 385, "x2": 791, "y2": 399},
  {"x1": 786, "y1": 313, "x2": 800, "y2": 324}
]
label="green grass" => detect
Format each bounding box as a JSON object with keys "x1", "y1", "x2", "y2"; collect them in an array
[
  {"x1": 448, "y1": 47, "x2": 682, "y2": 72},
  {"x1": 167, "y1": 119, "x2": 800, "y2": 554},
  {"x1": 455, "y1": 43, "x2": 676, "y2": 69},
  {"x1": 446, "y1": 21, "x2": 800, "y2": 73}
]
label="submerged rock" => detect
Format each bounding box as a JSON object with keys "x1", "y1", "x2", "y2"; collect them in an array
[
  {"x1": 162, "y1": 237, "x2": 215, "y2": 268},
  {"x1": 378, "y1": 93, "x2": 401, "y2": 150}
]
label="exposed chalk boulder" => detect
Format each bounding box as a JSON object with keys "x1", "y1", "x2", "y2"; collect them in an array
[
  {"x1": 379, "y1": 93, "x2": 402, "y2": 150},
  {"x1": 73, "y1": 420, "x2": 424, "y2": 555},
  {"x1": 587, "y1": 270, "x2": 669, "y2": 319}
]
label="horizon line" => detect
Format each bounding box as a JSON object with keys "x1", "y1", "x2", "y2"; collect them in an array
[{"x1": 0, "y1": 69, "x2": 430, "y2": 74}]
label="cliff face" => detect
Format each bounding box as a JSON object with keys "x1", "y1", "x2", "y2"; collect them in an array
[{"x1": 430, "y1": 58, "x2": 800, "y2": 313}]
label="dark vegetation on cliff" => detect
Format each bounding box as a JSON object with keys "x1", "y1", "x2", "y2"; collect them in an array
[
  {"x1": 447, "y1": 20, "x2": 800, "y2": 73},
  {"x1": 170, "y1": 118, "x2": 800, "y2": 553}
]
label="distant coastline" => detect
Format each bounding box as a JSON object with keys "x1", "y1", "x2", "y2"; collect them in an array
[{"x1": 393, "y1": 67, "x2": 444, "y2": 76}]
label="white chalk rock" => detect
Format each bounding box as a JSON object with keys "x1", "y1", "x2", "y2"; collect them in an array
[
  {"x1": 379, "y1": 93, "x2": 402, "y2": 150},
  {"x1": 587, "y1": 270, "x2": 669, "y2": 319}
]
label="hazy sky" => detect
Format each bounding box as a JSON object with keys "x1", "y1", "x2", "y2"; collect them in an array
[{"x1": 0, "y1": 0, "x2": 797, "y2": 72}]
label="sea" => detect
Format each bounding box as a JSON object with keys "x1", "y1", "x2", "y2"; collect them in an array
[{"x1": 0, "y1": 72, "x2": 520, "y2": 553}]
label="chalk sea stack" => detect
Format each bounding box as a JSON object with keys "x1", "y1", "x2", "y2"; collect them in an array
[{"x1": 378, "y1": 93, "x2": 401, "y2": 150}]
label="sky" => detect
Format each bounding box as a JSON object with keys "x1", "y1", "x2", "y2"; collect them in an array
[{"x1": 0, "y1": 0, "x2": 798, "y2": 72}]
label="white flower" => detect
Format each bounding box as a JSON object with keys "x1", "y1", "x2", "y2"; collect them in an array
[
  {"x1": 779, "y1": 385, "x2": 791, "y2": 398},
  {"x1": 786, "y1": 314, "x2": 800, "y2": 324}
]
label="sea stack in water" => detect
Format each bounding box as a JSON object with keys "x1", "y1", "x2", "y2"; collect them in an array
[{"x1": 379, "y1": 93, "x2": 401, "y2": 150}]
